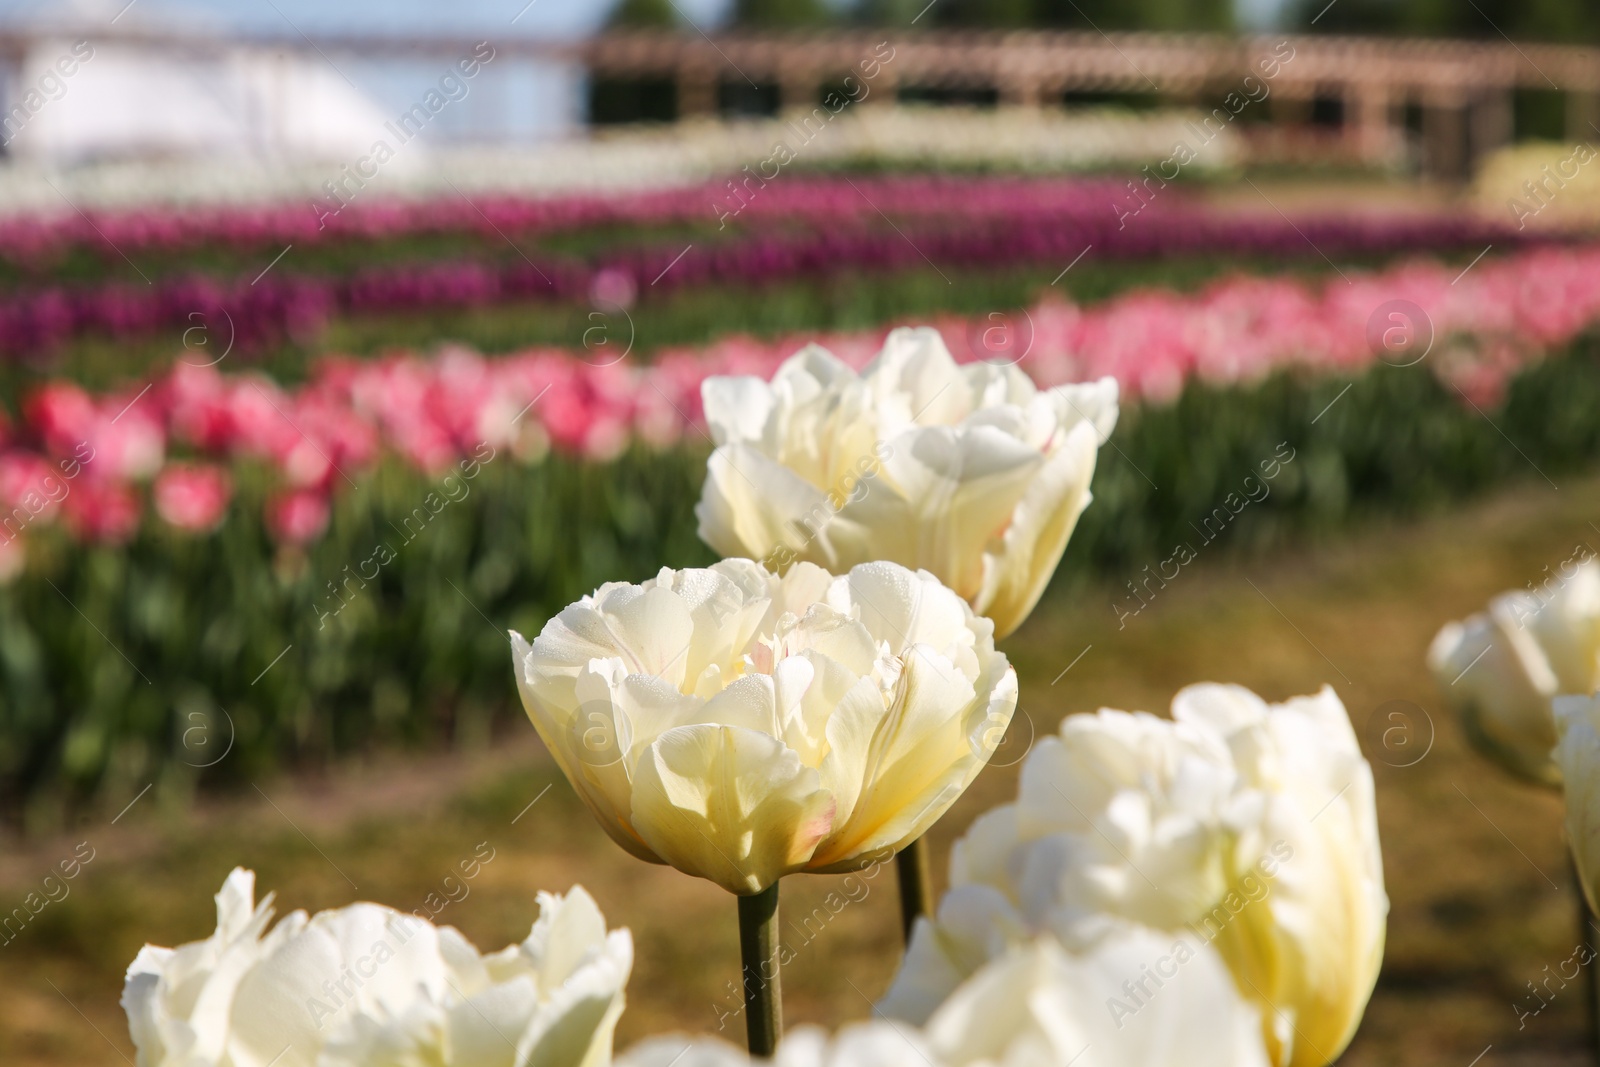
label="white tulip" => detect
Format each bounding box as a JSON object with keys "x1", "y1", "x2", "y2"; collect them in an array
[
  {"x1": 617, "y1": 1024, "x2": 937, "y2": 1067},
  {"x1": 1554, "y1": 694, "x2": 1600, "y2": 913},
  {"x1": 511, "y1": 559, "x2": 1017, "y2": 896},
  {"x1": 696, "y1": 327, "x2": 1118, "y2": 638},
  {"x1": 1428, "y1": 558, "x2": 1600, "y2": 784},
  {"x1": 883, "y1": 684, "x2": 1387, "y2": 1067},
  {"x1": 121, "y1": 868, "x2": 632, "y2": 1067},
  {"x1": 616, "y1": 926, "x2": 1267, "y2": 1067},
  {"x1": 923, "y1": 930, "x2": 1270, "y2": 1067}
]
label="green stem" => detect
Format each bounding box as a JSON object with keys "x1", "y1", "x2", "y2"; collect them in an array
[
  {"x1": 1575, "y1": 860, "x2": 1599, "y2": 1062},
  {"x1": 896, "y1": 837, "x2": 934, "y2": 943},
  {"x1": 738, "y1": 883, "x2": 783, "y2": 1057}
]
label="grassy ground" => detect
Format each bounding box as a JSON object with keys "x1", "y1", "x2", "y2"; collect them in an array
[{"x1": 4, "y1": 469, "x2": 1598, "y2": 1065}]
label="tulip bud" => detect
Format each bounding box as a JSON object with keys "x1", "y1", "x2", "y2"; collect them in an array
[{"x1": 1429, "y1": 558, "x2": 1600, "y2": 785}]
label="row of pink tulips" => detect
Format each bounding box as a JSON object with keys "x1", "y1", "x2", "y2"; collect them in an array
[{"x1": 0, "y1": 242, "x2": 1594, "y2": 559}]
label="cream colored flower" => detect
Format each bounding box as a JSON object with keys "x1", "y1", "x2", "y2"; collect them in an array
[
  {"x1": 695, "y1": 327, "x2": 1118, "y2": 638},
  {"x1": 1554, "y1": 694, "x2": 1600, "y2": 913},
  {"x1": 121, "y1": 868, "x2": 631, "y2": 1067},
  {"x1": 617, "y1": 1024, "x2": 936, "y2": 1067},
  {"x1": 923, "y1": 931, "x2": 1270, "y2": 1067},
  {"x1": 512, "y1": 559, "x2": 1017, "y2": 895},
  {"x1": 617, "y1": 927, "x2": 1268, "y2": 1067},
  {"x1": 1428, "y1": 559, "x2": 1600, "y2": 784},
  {"x1": 882, "y1": 684, "x2": 1386, "y2": 1067}
]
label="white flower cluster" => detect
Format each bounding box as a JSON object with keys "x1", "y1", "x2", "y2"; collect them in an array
[
  {"x1": 123, "y1": 679, "x2": 1387, "y2": 1067},
  {"x1": 0, "y1": 107, "x2": 1237, "y2": 214},
  {"x1": 120, "y1": 322, "x2": 1389, "y2": 1067},
  {"x1": 122, "y1": 870, "x2": 632, "y2": 1067}
]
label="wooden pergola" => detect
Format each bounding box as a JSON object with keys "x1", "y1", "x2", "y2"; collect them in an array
[
  {"x1": 579, "y1": 30, "x2": 1600, "y2": 176},
  {"x1": 3, "y1": 25, "x2": 1592, "y2": 177}
]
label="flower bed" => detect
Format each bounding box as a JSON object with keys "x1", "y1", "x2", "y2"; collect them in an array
[
  {"x1": 0, "y1": 107, "x2": 1239, "y2": 218},
  {"x1": 6, "y1": 244, "x2": 1600, "y2": 815},
  {"x1": 0, "y1": 175, "x2": 1153, "y2": 270},
  {"x1": 0, "y1": 195, "x2": 1525, "y2": 360},
  {"x1": 8, "y1": 346, "x2": 1600, "y2": 818},
  {"x1": 0, "y1": 242, "x2": 1592, "y2": 558}
]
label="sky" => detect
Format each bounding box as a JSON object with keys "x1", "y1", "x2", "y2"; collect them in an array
[
  {"x1": 0, "y1": 0, "x2": 735, "y2": 141},
  {"x1": 0, "y1": 0, "x2": 1288, "y2": 37},
  {"x1": 0, "y1": 0, "x2": 730, "y2": 38}
]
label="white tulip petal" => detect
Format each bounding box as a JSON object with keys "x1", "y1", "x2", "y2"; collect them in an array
[
  {"x1": 1048, "y1": 377, "x2": 1120, "y2": 443},
  {"x1": 887, "y1": 684, "x2": 1384, "y2": 1067},
  {"x1": 695, "y1": 329, "x2": 1117, "y2": 638},
  {"x1": 616, "y1": 1035, "x2": 753, "y2": 1067},
  {"x1": 444, "y1": 976, "x2": 538, "y2": 1067},
  {"x1": 1522, "y1": 561, "x2": 1600, "y2": 692},
  {"x1": 814, "y1": 672, "x2": 895, "y2": 833},
  {"x1": 123, "y1": 875, "x2": 630, "y2": 1067},
  {"x1": 696, "y1": 444, "x2": 835, "y2": 566},
  {"x1": 866, "y1": 327, "x2": 971, "y2": 429},
  {"x1": 812, "y1": 647, "x2": 1002, "y2": 868},
  {"x1": 948, "y1": 803, "x2": 1023, "y2": 890},
  {"x1": 631, "y1": 724, "x2": 836, "y2": 895},
  {"x1": 1557, "y1": 696, "x2": 1600, "y2": 915},
  {"x1": 923, "y1": 932, "x2": 1269, "y2": 1067},
  {"x1": 702, "y1": 375, "x2": 779, "y2": 448},
  {"x1": 521, "y1": 886, "x2": 610, "y2": 990},
  {"x1": 973, "y1": 418, "x2": 1101, "y2": 638},
  {"x1": 962, "y1": 360, "x2": 1038, "y2": 412},
  {"x1": 518, "y1": 560, "x2": 1012, "y2": 893},
  {"x1": 839, "y1": 424, "x2": 1042, "y2": 600},
  {"x1": 1433, "y1": 575, "x2": 1593, "y2": 783}
]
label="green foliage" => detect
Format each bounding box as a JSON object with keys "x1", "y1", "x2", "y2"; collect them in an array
[
  {"x1": 1288, "y1": 0, "x2": 1600, "y2": 42},
  {"x1": 606, "y1": 0, "x2": 681, "y2": 28},
  {"x1": 8, "y1": 341, "x2": 1600, "y2": 821},
  {"x1": 0, "y1": 448, "x2": 714, "y2": 826},
  {"x1": 1513, "y1": 90, "x2": 1567, "y2": 142},
  {"x1": 731, "y1": 0, "x2": 835, "y2": 29}
]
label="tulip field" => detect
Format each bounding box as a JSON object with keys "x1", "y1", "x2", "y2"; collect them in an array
[
  {"x1": 5, "y1": 477, "x2": 1598, "y2": 1066},
  {"x1": 8, "y1": 162, "x2": 1600, "y2": 1067}
]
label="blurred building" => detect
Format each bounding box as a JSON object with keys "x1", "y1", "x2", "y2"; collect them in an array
[{"x1": 0, "y1": 1, "x2": 397, "y2": 164}]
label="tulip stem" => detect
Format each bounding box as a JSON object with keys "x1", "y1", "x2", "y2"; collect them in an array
[
  {"x1": 1576, "y1": 865, "x2": 1600, "y2": 1061},
  {"x1": 896, "y1": 837, "x2": 934, "y2": 942},
  {"x1": 738, "y1": 883, "x2": 783, "y2": 1057}
]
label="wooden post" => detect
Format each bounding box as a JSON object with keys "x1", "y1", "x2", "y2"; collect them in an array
[
  {"x1": 1421, "y1": 89, "x2": 1468, "y2": 182},
  {"x1": 1470, "y1": 88, "x2": 1513, "y2": 169},
  {"x1": 1347, "y1": 83, "x2": 1397, "y2": 166},
  {"x1": 677, "y1": 62, "x2": 717, "y2": 119},
  {"x1": 1569, "y1": 91, "x2": 1600, "y2": 144},
  {"x1": 778, "y1": 67, "x2": 818, "y2": 113},
  {"x1": 997, "y1": 67, "x2": 1045, "y2": 109}
]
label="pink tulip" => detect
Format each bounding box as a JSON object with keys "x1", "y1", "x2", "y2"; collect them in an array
[
  {"x1": 62, "y1": 480, "x2": 141, "y2": 545},
  {"x1": 154, "y1": 464, "x2": 232, "y2": 532},
  {"x1": 266, "y1": 489, "x2": 331, "y2": 546},
  {"x1": 2, "y1": 239, "x2": 1598, "y2": 550}
]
